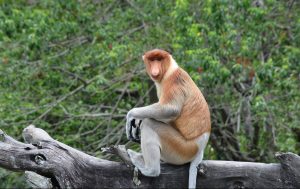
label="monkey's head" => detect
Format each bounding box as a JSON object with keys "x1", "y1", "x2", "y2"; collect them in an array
[{"x1": 143, "y1": 49, "x2": 172, "y2": 82}]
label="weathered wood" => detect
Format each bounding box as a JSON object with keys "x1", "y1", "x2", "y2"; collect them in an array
[
  {"x1": 0, "y1": 125, "x2": 299, "y2": 189},
  {"x1": 25, "y1": 171, "x2": 52, "y2": 188}
]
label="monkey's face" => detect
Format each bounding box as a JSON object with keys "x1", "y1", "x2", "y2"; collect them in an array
[
  {"x1": 143, "y1": 49, "x2": 171, "y2": 82},
  {"x1": 147, "y1": 60, "x2": 163, "y2": 81}
]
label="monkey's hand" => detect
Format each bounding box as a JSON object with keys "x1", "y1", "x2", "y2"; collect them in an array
[{"x1": 126, "y1": 110, "x2": 142, "y2": 143}]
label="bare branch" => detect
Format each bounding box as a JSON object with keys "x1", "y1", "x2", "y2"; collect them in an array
[{"x1": 0, "y1": 126, "x2": 299, "y2": 188}]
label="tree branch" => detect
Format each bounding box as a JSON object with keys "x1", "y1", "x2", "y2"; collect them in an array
[{"x1": 0, "y1": 126, "x2": 299, "y2": 188}]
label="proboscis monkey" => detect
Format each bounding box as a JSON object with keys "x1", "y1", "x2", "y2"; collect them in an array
[{"x1": 126, "y1": 49, "x2": 211, "y2": 189}]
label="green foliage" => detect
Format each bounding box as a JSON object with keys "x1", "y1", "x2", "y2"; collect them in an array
[{"x1": 0, "y1": 0, "x2": 299, "y2": 187}]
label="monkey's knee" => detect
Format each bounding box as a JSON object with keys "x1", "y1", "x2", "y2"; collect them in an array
[
  {"x1": 140, "y1": 118, "x2": 154, "y2": 127},
  {"x1": 140, "y1": 118, "x2": 163, "y2": 131}
]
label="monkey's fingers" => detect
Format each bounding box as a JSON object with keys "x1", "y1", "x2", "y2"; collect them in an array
[
  {"x1": 129, "y1": 119, "x2": 136, "y2": 140},
  {"x1": 137, "y1": 119, "x2": 142, "y2": 127},
  {"x1": 131, "y1": 119, "x2": 140, "y2": 138},
  {"x1": 131, "y1": 138, "x2": 141, "y2": 144},
  {"x1": 131, "y1": 125, "x2": 141, "y2": 143},
  {"x1": 126, "y1": 118, "x2": 134, "y2": 140},
  {"x1": 132, "y1": 119, "x2": 142, "y2": 142},
  {"x1": 135, "y1": 127, "x2": 141, "y2": 143}
]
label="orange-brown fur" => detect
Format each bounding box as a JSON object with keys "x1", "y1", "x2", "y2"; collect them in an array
[
  {"x1": 143, "y1": 49, "x2": 211, "y2": 162},
  {"x1": 165, "y1": 69, "x2": 211, "y2": 140},
  {"x1": 158, "y1": 125, "x2": 199, "y2": 164}
]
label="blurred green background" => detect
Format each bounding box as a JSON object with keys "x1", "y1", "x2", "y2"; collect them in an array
[{"x1": 0, "y1": 0, "x2": 299, "y2": 187}]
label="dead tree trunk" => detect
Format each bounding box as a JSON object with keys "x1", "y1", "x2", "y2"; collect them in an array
[{"x1": 0, "y1": 125, "x2": 299, "y2": 189}]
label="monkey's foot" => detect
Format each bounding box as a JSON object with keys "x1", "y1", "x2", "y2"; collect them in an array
[
  {"x1": 138, "y1": 167, "x2": 160, "y2": 177},
  {"x1": 127, "y1": 149, "x2": 144, "y2": 170},
  {"x1": 127, "y1": 149, "x2": 160, "y2": 177}
]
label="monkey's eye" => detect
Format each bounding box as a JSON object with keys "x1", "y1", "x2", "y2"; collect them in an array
[{"x1": 149, "y1": 57, "x2": 163, "y2": 61}]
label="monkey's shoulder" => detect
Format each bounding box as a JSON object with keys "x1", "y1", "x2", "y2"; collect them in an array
[{"x1": 166, "y1": 68, "x2": 192, "y2": 86}]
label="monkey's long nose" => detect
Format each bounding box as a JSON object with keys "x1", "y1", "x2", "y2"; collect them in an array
[{"x1": 151, "y1": 68, "x2": 160, "y2": 77}]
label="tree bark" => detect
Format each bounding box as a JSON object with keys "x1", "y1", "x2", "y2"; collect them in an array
[{"x1": 0, "y1": 125, "x2": 299, "y2": 189}]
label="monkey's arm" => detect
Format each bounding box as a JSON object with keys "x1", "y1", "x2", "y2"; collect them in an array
[
  {"x1": 126, "y1": 103, "x2": 181, "y2": 140},
  {"x1": 128, "y1": 103, "x2": 181, "y2": 123}
]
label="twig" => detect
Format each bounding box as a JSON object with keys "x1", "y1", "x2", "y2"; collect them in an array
[
  {"x1": 106, "y1": 82, "x2": 131, "y2": 135},
  {"x1": 33, "y1": 75, "x2": 99, "y2": 122},
  {"x1": 48, "y1": 36, "x2": 89, "y2": 48},
  {"x1": 27, "y1": 49, "x2": 69, "y2": 65},
  {"x1": 124, "y1": 0, "x2": 146, "y2": 17},
  {"x1": 117, "y1": 24, "x2": 145, "y2": 39},
  {"x1": 52, "y1": 67, "x2": 88, "y2": 85}
]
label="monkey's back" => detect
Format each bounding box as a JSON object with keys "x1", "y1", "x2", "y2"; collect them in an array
[{"x1": 170, "y1": 68, "x2": 211, "y2": 140}]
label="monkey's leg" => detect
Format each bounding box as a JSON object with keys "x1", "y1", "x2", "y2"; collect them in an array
[
  {"x1": 128, "y1": 118, "x2": 161, "y2": 177},
  {"x1": 142, "y1": 120, "x2": 209, "y2": 188},
  {"x1": 188, "y1": 132, "x2": 210, "y2": 189},
  {"x1": 127, "y1": 149, "x2": 145, "y2": 169},
  {"x1": 129, "y1": 118, "x2": 202, "y2": 178}
]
